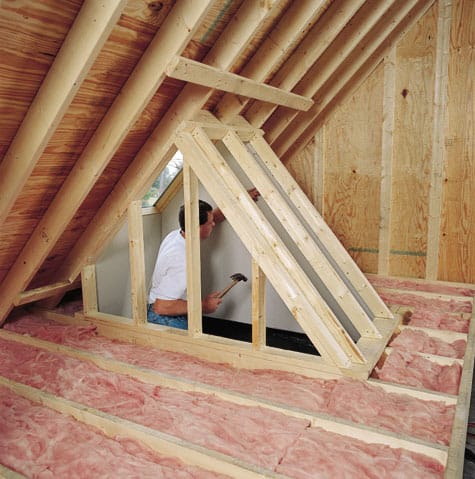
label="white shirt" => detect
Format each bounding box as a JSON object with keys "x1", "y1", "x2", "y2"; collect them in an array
[{"x1": 148, "y1": 229, "x2": 187, "y2": 303}]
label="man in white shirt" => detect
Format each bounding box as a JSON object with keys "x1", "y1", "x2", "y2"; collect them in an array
[{"x1": 147, "y1": 200, "x2": 224, "y2": 329}]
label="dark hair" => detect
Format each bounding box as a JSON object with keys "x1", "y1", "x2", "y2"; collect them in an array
[{"x1": 179, "y1": 200, "x2": 213, "y2": 231}]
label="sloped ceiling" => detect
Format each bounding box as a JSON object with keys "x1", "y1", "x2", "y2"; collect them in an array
[{"x1": 0, "y1": 0, "x2": 434, "y2": 322}]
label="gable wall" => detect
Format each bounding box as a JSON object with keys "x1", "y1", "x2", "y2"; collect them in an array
[{"x1": 287, "y1": 0, "x2": 474, "y2": 284}]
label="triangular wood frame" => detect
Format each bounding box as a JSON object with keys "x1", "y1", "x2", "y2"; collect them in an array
[
  {"x1": 76, "y1": 112, "x2": 399, "y2": 379},
  {"x1": 173, "y1": 112, "x2": 399, "y2": 377}
]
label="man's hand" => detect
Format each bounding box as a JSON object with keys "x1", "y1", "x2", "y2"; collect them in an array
[{"x1": 202, "y1": 292, "x2": 222, "y2": 314}]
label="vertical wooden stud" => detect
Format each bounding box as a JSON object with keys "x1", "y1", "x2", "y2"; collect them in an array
[
  {"x1": 183, "y1": 161, "x2": 203, "y2": 336},
  {"x1": 81, "y1": 264, "x2": 98, "y2": 315},
  {"x1": 378, "y1": 49, "x2": 396, "y2": 275},
  {"x1": 251, "y1": 259, "x2": 266, "y2": 350},
  {"x1": 128, "y1": 200, "x2": 147, "y2": 324}
]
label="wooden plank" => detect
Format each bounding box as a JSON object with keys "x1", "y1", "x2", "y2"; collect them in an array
[
  {"x1": 438, "y1": 0, "x2": 475, "y2": 284},
  {"x1": 0, "y1": 0, "x2": 126, "y2": 227},
  {"x1": 251, "y1": 259, "x2": 266, "y2": 350},
  {"x1": 48, "y1": 0, "x2": 287, "y2": 297},
  {"x1": 182, "y1": 162, "x2": 203, "y2": 336},
  {"x1": 127, "y1": 201, "x2": 147, "y2": 325},
  {"x1": 14, "y1": 279, "x2": 80, "y2": 307},
  {"x1": 244, "y1": 0, "x2": 367, "y2": 128},
  {"x1": 426, "y1": 0, "x2": 452, "y2": 280},
  {"x1": 216, "y1": 0, "x2": 330, "y2": 122},
  {"x1": 0, "y1": 464, "x2": 27, "y2": 479},
  {"x1": 223, "y1": 129, "x2": 381, "y2": 339},
  {"x1": 166, "y1": 55, "x2": 313, "y2": 111},
  {"x1": 389, "y1": 2, "x2": 438, "y2": 278},
  {"x1": 81, "y1": 264, "x2": 98, "y2": 315},
  {"x1": 249, "y1": 132, "x2": 393, "y2": 321},
  {"x1": 0, "y1": 0, "x2": 216, "y2": 325},
  {"x1": 378, "y1": 50, "x2": 397, "y2": 275},
  {"x1": 266, "y1": 0, "x2": 400, "y2": 147},
  {"x1": 176, "y1": 128, "x2": 365, "y2": 370}
]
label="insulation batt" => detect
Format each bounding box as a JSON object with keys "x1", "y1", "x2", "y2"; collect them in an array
[
  {"x1": 5, "y1": 315, "x2": 455, "y2": 445},
  {"x1": 0, "y1": 338, "x2": 311, "y2": 471},
  {"x1": 389, "y1": 329, "x2": 466, "y2": 359},
  {"x1": 0, "y1": 386, "x2": 230, "y2": 479},
  {"x1": 275, "y1": 427, "x2": 444, "y2": 479},
  {"x1": 372, "y1": 349, "x2": 462, "y2": 395}
]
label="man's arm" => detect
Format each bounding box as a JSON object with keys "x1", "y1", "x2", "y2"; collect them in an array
[
  {"x1": 153, "y1": 292, "x2": 222, "y2": 316},
  {"x1": 212, "y1": 188, "x2": 260, "y2": 224}
]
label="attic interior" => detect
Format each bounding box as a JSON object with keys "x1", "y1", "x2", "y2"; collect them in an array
[{"x1": 1, "y1": 0, "x2": 474, "y2": 478}]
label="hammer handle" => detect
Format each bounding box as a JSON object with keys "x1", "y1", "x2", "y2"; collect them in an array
[{"x1": 217, "y1": 280, "x2": 238, "y2": 299}]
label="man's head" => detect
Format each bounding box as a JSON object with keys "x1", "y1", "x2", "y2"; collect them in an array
[{"x1": 179, "y1": 200, "x2": 215, "y2": 239}]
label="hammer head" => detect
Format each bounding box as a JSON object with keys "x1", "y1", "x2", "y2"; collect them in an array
[{"x1": 230, "y1": 273, "x2": 247, "y2": 282}]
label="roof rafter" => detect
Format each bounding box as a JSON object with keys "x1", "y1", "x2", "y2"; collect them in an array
[
  {"x1": 279, "y1": 0, "x2": 436, "y2": 163},
  {"x1": 0, "y1": 0, "x2": 126, "y2": 226},
  {"x1": 0, "y1": 0, "x2": 216, "y2": 324},
  {"x1": 39, "y1": 0, "x2": 290, "y2": 301}
]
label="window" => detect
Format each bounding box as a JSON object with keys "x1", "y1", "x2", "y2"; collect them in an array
[{"x1": 142, "y1": 150, "x2": 183, "y2": 208}]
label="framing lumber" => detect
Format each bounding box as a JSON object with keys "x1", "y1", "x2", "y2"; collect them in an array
[
  {"x1": 128, "y1": 201, "x2": 147, "y2": 325},
  {"x1": 215, "y1": 0, "x2": 330, "y2": 122},
  {"x1": 183, "y1": 163, "x2": 204, "y2": 336},
  {"x1": 0, "y1": 0, "x2": 126, "y2": 227},
  {"x1": 278, "y1": 0, "x2": 435, "y2": 163},
  {"x1": 251, "y1": 260, "x2": 266, "y2": 350},
  {"x1": 14, "y1": 279, "x2": 80, "y2": 307},
  {"x1": 44, "y1": 0, "x2": 287, "y2": 302},
  {"x1": 242, "y1": 0, "x2": 366, "y2": 128},
  {"x1": 166, "y1": 55, "x2": 313, "y2": 111},
  {"x1": 81, "y1": 265, "x2": 98, "y2": 315},
  {"x1": 0, "y1": 0, "x2": 216, "y2": 326}
]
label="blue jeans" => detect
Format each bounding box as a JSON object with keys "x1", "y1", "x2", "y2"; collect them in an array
[{"x1": 147, "y1": 304, "x2": 188, "y2": 330}]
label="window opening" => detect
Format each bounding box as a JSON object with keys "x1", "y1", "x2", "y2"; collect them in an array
[{"x1": 142, "y1": 150, "x2": 183, "y2": 207}]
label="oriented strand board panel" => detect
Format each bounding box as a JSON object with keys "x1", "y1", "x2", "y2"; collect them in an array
[
  {"x1": 439, "y1": 0, "x2": 475, "y2": 284},
  {"x1": 389, "y1": 3, "x2": 438, "y2": 278},
  {"x1": 322, "y1": 64, "x2": 384, "y2": 274}
]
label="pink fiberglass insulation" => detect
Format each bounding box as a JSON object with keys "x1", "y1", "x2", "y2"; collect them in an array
[
  {"x1": 372, "y1": 349, "x2": 462, "y2": 395},
  {"x1": 4, "y1": 315, "x2": 455, "y2": 445},
  {"x1": 0, "y1": 386, "x2": 230, "y2": 479},
  {"x1": 376, "y1": 290, "x2": 472, "y2": 314},
  {"x1": 275, "y1": 427, "x2": 444, "y2": 479},
  {"x1": 389, "y1": 329, "x2": 466, "y2": 359},
  {"x1": 0, "y1": 338, "x2": 310, "y2": 471},
  {"x1": 368, "y1": 276, "x2": 475, "y2": 297}
]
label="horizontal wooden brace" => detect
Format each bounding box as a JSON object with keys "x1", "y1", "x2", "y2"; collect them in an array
[
  {"x1": 166, "y1": 55, "x2": 314, "y2": 111},
  {"x1": 14, "y1": 278, "x2": 81, "y2": 306}
]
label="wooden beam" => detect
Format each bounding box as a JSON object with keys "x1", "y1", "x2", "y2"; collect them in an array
[
  {"x1": 176, "y1": 128, "x2": 364, "y2": 369},
  {"x1": 243, "y1": 0, "x2": 366, "y2": 128},
  {"x1": 251, "y1": 260, "x2": 266, "y2": 350},
  {"x1": 166, "y1": 55, "x2": 313, "y2": 111},
  {"x1": 183, "y1": 162, "x2": 203, "y2": 336},
  {"x1": 128, "y1": 201, "x2": 147, "y2": 325},
  {"x1": 81, "y1": 264, "x2": 98, "y2": 315},
  {"x1": 426, "y1": 0, "x2": 452, "y2": 280},
  {"x1": 277, "y1": 0, "x2": 436, "y2": 163},
  {"x1": 0, "y1": 0, "x2": 215, "y2": 325},
  {"x1": 49, "y1": 0, "x2": 287, "y2": 295},
  {"x1": 266, "y1": 0, "x2": 401, "y2": 147},
  {"x1": 14, "y1": 279, "x2": 80, "y2": 307},
  {"x1": 216, "y1": 0, "x2": 330, "y2": 122},
  {"x1": 248, "y1": 132, "x2": 393, "y2": 320},
  {"x1": 0, "y1": 0, "x2": 126, "y2": 227},
  {"x1": 223, "y1": 129, "x2": 382, "y2": 340}
]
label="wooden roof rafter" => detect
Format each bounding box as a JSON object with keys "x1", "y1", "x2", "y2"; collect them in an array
[
  {"x1": 0, "y1": 0, "x2": 217, "y2": 325},
  {"x1": 272, "y1": 0, "x2": 437, "y2": 162},
  {"x1": 35, "y1": 0, "x2": 292, "y2": 311}
]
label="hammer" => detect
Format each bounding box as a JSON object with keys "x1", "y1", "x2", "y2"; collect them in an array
[{"x1": 217, "y1": 273, "x2": 248, "y2": 298}]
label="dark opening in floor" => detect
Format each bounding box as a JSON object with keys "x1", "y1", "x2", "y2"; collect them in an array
[{"x1": 202, "y1": 316, "x2": 319, "y2": 356}]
